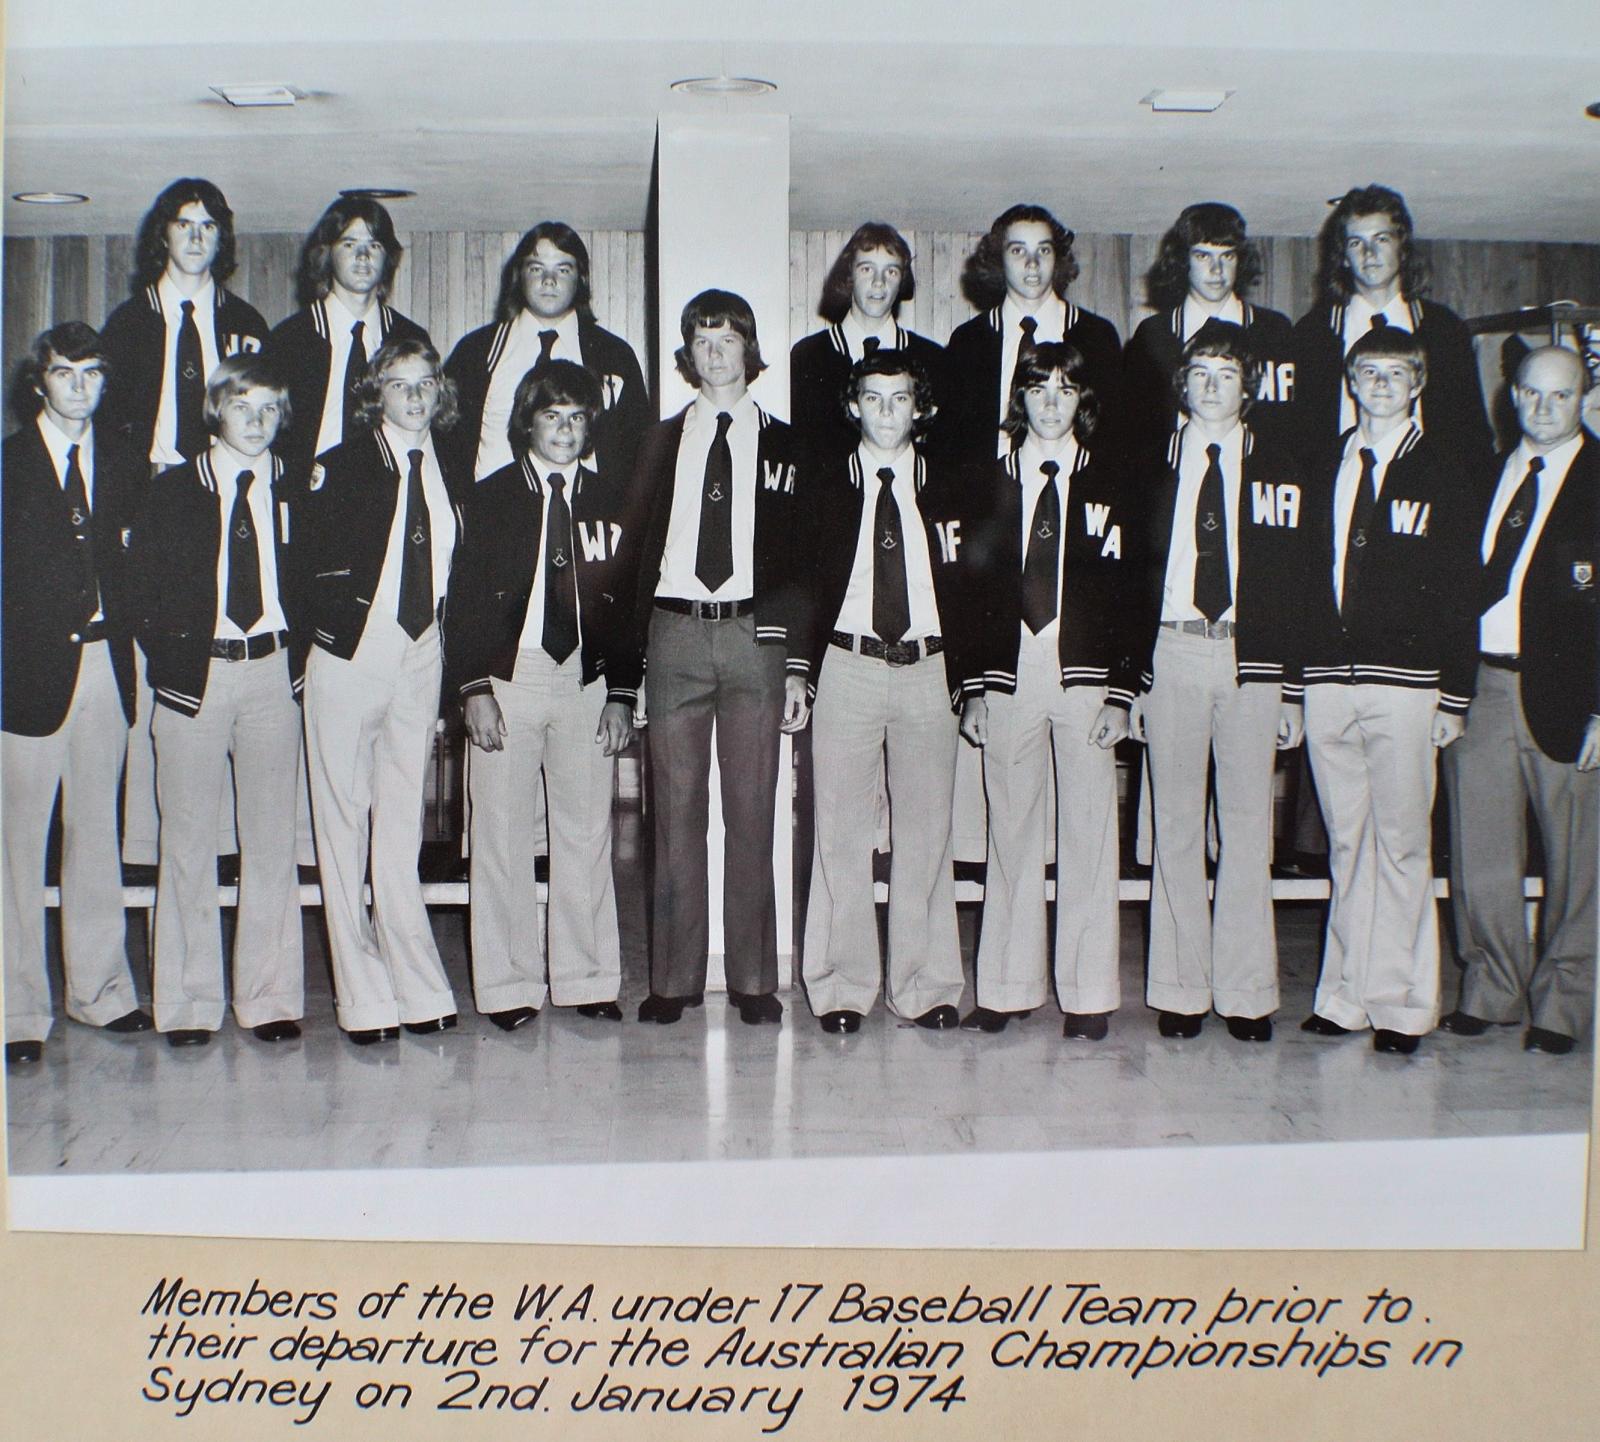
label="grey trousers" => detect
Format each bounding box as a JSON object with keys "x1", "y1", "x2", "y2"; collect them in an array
[
  {"x1": 645, "y1": 608, "x2": 785, "y2": 998},
  {"x1": 802, "y1": 645, "x2": 963, "y2": 1019},
  {"x1": 1445, "y1": 663, "x2": 1597, "y2": 1039},
  {"x1": 2, "y1": 642, "x2": 137, "y2": 1043},
  {"x1": 151, "y1": 650, "x2": 304, "y2": 1032}
]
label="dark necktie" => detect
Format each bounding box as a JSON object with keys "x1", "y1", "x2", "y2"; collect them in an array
[
  {"x1": 862, "y1": 336, "x2": 880, "y2": 357},
  {"x1": 1482, "y1": 455, "x2": 1545, "y2": 607},
  {"x1": 694, "y1": 411, "x2": 735, "y2": 593},
  {"x1": 226, "y1": 470, "x2": 264, "y2": 633},
  {"x1": 1007, "y1": 314, "x2": 1039, "y2": 404},
  {"x1": 62, "y1": 443, "x2": 97, "y2": 622},
  {"x1": 341, "y1": 319, "x2": 367, "y2": 438},
  {"x1": 872, "y1": 466, "x2": 911, "y2": 644},
  {"x1": 537, "y1": 329, "x2": 558, "y2": 367},
  {"x1": 1021, "y1": 460, "x2": 1061, "y2": 634},
  {"x1": 175, "y1": 299, "x2": 206, "y2": 459},
  {"x1": 397, "y1": 448, "x2": 433, "y2": 638},
  {"x1": 1340, "y1": 446, "x2": 1378, "y2": 616},
  {"x1": 542, "y1": 473, "x2": 579, "y2": 663},
  {"x1": 1369, "y1": 313, "x2": 1389, "y2": 330},
  {"x1": 1193, "y1": 441, "x2": 1231, "y2": 623}
]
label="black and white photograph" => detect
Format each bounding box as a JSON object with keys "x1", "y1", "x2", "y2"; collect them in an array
[{"x1": 3, "y1": 0, "x2": 1597, "y2": 1265}]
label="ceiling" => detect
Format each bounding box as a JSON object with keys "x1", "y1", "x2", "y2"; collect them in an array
[{"x1": 6, "y1": 0, "x2": 1599, "y2": 241}]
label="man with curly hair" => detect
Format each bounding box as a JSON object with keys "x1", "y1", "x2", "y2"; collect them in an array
[
  {"x1": 942, "y1": 203, "x2": 1122, "y2": 462},
  {"x1": 296, "y1": 340, "x2": 468, "y2": 1045},
  {"x1": 1123, "y1": 202, "x2": 1296, "y2": 457}
]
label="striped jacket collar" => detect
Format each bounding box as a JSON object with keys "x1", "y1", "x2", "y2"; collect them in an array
[
  {"x1": 1167, "y1": 422, "x2": 1256, "y2": 469},
  {"x1": 845, "y1": 446, "x2": 926, "y2": 492},
  {"x1": 984, "y1": 299, "x2": 1082, "y2": 337},
  {"x1": 141, "y1": 282, "x2": 228, "y2": 316},
  {"x1": 1164, "y1": 300, "x2": 1256, "y2": 338},
  {"x1": 1338, "y1": 421, "x2": 1424, "y2": 465},
  {"x1": 1003, "y1": 444, "x2": 1091, "y2": 483},
  {"x1": 195, "y1": 447, "x2": 282, "y2": 494},
  {"x1": 309, "y1": 297, "x2": 395, "y2": 344},
  {"x1": 518, "y1": 453, "x2": 592, "y2": 498},
  {"x1": 1326, "y1": 296, "x2": 1426, "y2": 335},
  {"x1": 824, "y1": 320, "x2": 910, "y2": 359}
]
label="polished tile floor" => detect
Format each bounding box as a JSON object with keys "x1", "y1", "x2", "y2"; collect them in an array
[{"x1": 7, "y1": 823, "x2": 1589, "y2": 1176}]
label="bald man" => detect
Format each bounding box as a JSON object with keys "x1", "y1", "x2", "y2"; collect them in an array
[{"x1": 1442, "y1": 347, "x2": 1599, "y2": 1056}]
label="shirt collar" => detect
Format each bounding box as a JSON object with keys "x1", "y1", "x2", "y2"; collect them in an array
[
  {"x1": 36, "y1": 411, "x2": 92, "y2": 472},
  {"x1": 325, "y1": 287, "x2": 379, "y2": 331},
  {"x1": 210, "y1": 438, "x2": 266, "y2": 480},
  {"x1": 1346, "y1": 291, "x2": 1412, "y2": 332},
  {"x1": 1182, "y1": 294, "x2": 1244, "y2": 339},
  {"x1": 158, "y1": 271, "x2": 216, "y2": 319},
  {"x1": 1514, "y1": 431, "x2": 1584, "y2": 478},
  {"x1": 513, "y1": 305, "x2": 580, "y2": 353},
  {"x1": 1018, "y1": 436, "x2": 1079, "y2": 481},
  {"x1": 841, "y1": 310, "x2": 897, "y2": 359},
  {"x1": 691, "y1": 390, "x2": 757, "y2": 429},
  {"x1": 858, "y1": 442, "x2": 913, "y2": 482},
  {"x1": 1003, "y1": 292, "x2": 1066, "y2": 338},
  {"x1": 381, "y1": 422, "x2": 437, "y2": 465}
]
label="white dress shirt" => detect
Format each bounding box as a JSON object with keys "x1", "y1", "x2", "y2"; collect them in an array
[
  {"x1": 314, "y1": 291, "x2": 382, "y2": 460},
  {"x1": 372, "y1": 424, "x2": 456, "y2": 630},
  {"x1": 1338, "y1": 292, "x2": 1416, "y2": 434},
  {"x1": 1479, "y1": 433, "x2": 1585, "y2": 654},
  {"x1": 152, "y1": 274, "x2": 220, "y2": 468},
  {"x1": 996, "y1": 293, "x2": 1067, "y2": 457},
  {"x1": 656, "y1": 392, "x2": 761, "y2": 601},
  {"x1": 477, "y1": 308, "x2": 583, "y2": 479},
  {"x1": 1162, "y1": 421, "x2": 1245, "y2": 625},
  {"x1": 1332, "y1": 421, "x2": 1413, "y2": 611},
  {"x1": 513, "y1": 461, "x2": 584, "y2": 654},
  {"x1": 208, "y1": 439, "x2": 288, "y2": 640},
  {"x1": 1180, "y1": 293, "x2": 1244, "y2": 343},
  {"x1": 1015, "y1": 436, "x2": 1081, "y2": 645},
  {"x1": 835, "y1": 445, "x2": 940, "y2": 642}
]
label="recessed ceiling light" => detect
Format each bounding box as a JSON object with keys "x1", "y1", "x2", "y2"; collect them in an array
[
  {"x1": 13, "y1": 191, "x2": 89, "y2": 205},
  {"x1": 670, "y1": 75, "x2": 777, "y2": 97},
  {"x1": 210, "y1": 83, "x2": 301, "y2": 108},
  {"x1": 1141, "y1": 89, "x2": 1233, "y2": 114},
  {"x1": 339, "y1": 187, "x2": 417, "y2": 201}
]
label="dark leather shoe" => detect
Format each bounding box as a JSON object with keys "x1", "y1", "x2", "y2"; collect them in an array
[
  {"x1": 575, "y1": 1001, "x2": 623, "y2": 1021},
  {"x1": 913, "y1": 1005, "x2": 960, "y2": 1031},
  {"x1": 403, "y1": 1014, "x2": 458, "y2": 1036},
  {"x1": 1062, "y1": 1012, "x2": 1110, "y2": 1041},
  {"x1": 5, "y1": 1040, "x2": 43, "y2": 1066},
  {"x1": 1373, "y1": 1029, "x2": 1420, "y2": 1055},
  {"x1": 488, "y1": 1007, "x2": 538, "y2": 1032},
  {"x1": 731, "y1": 991, "x2": 783, "y2": 1025},
  {"x1": 1158, "y1": 1010, "x2": 1204, "y2": 1039},
  {"x1": 960, "y1": 1007, "x2": 1013, "y2": 1034},
  {"x1": 638, "y1": 993, "x2": 694, "y2": 1024},
  {"x1": 1300, "y1": 1014, "x2": 1350, "y2": 1036},
  {"x1": 1225, "y1": 1014, "x2": 1273, "y2": 1043},
  {"x1": 251, "y1": 1019, "x2": 301, "y2": 1043},
  {"x1": 165, "y1": 1029, "x2": 211, "y2": 1048},
  {"x1": 1524, "y1": 1026, "x2": 1576, "y2": 1055},
  {"x1": 1438, "y1": 1010, "x2": 1493, "y2": 1036},
  {"x1": 819, "y1": 1009, "x2": 861, "y2": 1035},
  {"x1": 348, "y1": 1026, "x2": 400, "y2": 1046},
  {"x1": 104, "y1": 1008, "x2": 154, "y2": 1034}
]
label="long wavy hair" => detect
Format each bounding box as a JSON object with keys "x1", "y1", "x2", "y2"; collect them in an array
[
  {"x1": 1316, "y1": 184, "x2": 1429, "y2": 303},
  {"x1": 961, "y1": 203, "x2": 1078, "y2": 310},
  {"x1": 818, "y1": 222, "x2": 916, "y2": 324},
  {"x1": 133, "y1": 178, "x2": 237, "y2": 288},
  {"x1": 295, "y1": 196, "x2": 404, "y2": 307},
  {"x1": 1144, "y1": 202, "x2": 1263, "y2": 310}
]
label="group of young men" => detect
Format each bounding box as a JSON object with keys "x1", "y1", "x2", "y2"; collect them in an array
[{"x1": 4, "y1": 178, "x2": 1595, "y2": 1071}]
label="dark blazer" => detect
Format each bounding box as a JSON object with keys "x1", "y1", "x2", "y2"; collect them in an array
[
  {"x1": 941, "y1": 301, "x2": 1123, "y2": 463},
  {"x1": 293, "y1": 427, "x2": 470, "y2": 660},
  {"x1": 444, "y1": 315, "x2": 649, "y2": 483},
  {"x1": 962, "y1": 445, "x2": 1140, "y2": 708},
  {"x1": 629, "y1": 402, "x2": 802, "y2": 658},
  {"x1": 442, "y1": 454, "x2": 642, "y2": 705},
  {"x1": 98, "y1": 284, "x2": 270, "y2": 462},
  {"x1": 265, "y1": 299, "x2": 431, "y2": 483},
  {"x1": 1298, "y1": 424, "x2": 1485, "y2": 712},
  {"x1": 788, "y1": 447, "x2": 974, "y2": 710},
  {"x1": 1134, "y1": 424, "x2": 1312, "y2": 696},
  {"x1": 1, "y1": 421, "x2": 139, "y2": 735},
  {"x1": 790, "y1": 322, "x2": 947, "y2": 468},
  {"x1": 1123, "y1": 301, "x2": 1296, "y2": 461},
  {"x1": 1488, "y1": 434, "x2": 1600, "y2": 763},
  {"x1": 127, "y1": 450, "x2": 303, "y2": 717},
  {"x1": 1290, "y1": 296, "x2": 1492, "y2": 469}
]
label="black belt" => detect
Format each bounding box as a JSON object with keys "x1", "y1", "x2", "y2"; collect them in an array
[
  {"x1": 210, "y1": 630, "x2": 289, "y2": 661},
  {"x1": 68, "y1": 619, "x2": 109, "y2": 644},
  {"x1": 655, "y1": 597, "x2": 754, "y2": 621},
  {"x1": 830, "y1": 631, "x2": 943, "y2": 667},
  {"x1": 1480, "y1": 652, "x2": 1521, "y2": 673}
]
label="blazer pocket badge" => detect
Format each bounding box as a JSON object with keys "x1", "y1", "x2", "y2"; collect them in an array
[{"x1": 1573, "y1": 561, "x2": 1594, "y2": 591}]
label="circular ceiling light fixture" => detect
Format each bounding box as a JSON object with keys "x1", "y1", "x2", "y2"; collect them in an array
[
  {"x1": 13, "y1": 191, "x2": 89, "y2": 205},
  {"x1": 339, "y1": 187, "x2": 417, "y2": 201},
  {"x1": 670, "y1": 74, "x2": 777, "y2": 97}
]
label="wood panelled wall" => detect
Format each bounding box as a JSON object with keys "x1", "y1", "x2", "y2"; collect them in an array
[{"x1": 6, "y1": 226, "x2": 1598, "y2": 427}]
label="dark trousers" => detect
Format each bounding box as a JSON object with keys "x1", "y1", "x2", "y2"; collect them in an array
[{"x1": 646, "y1": 607, "x2": 785, "y2": 997}]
